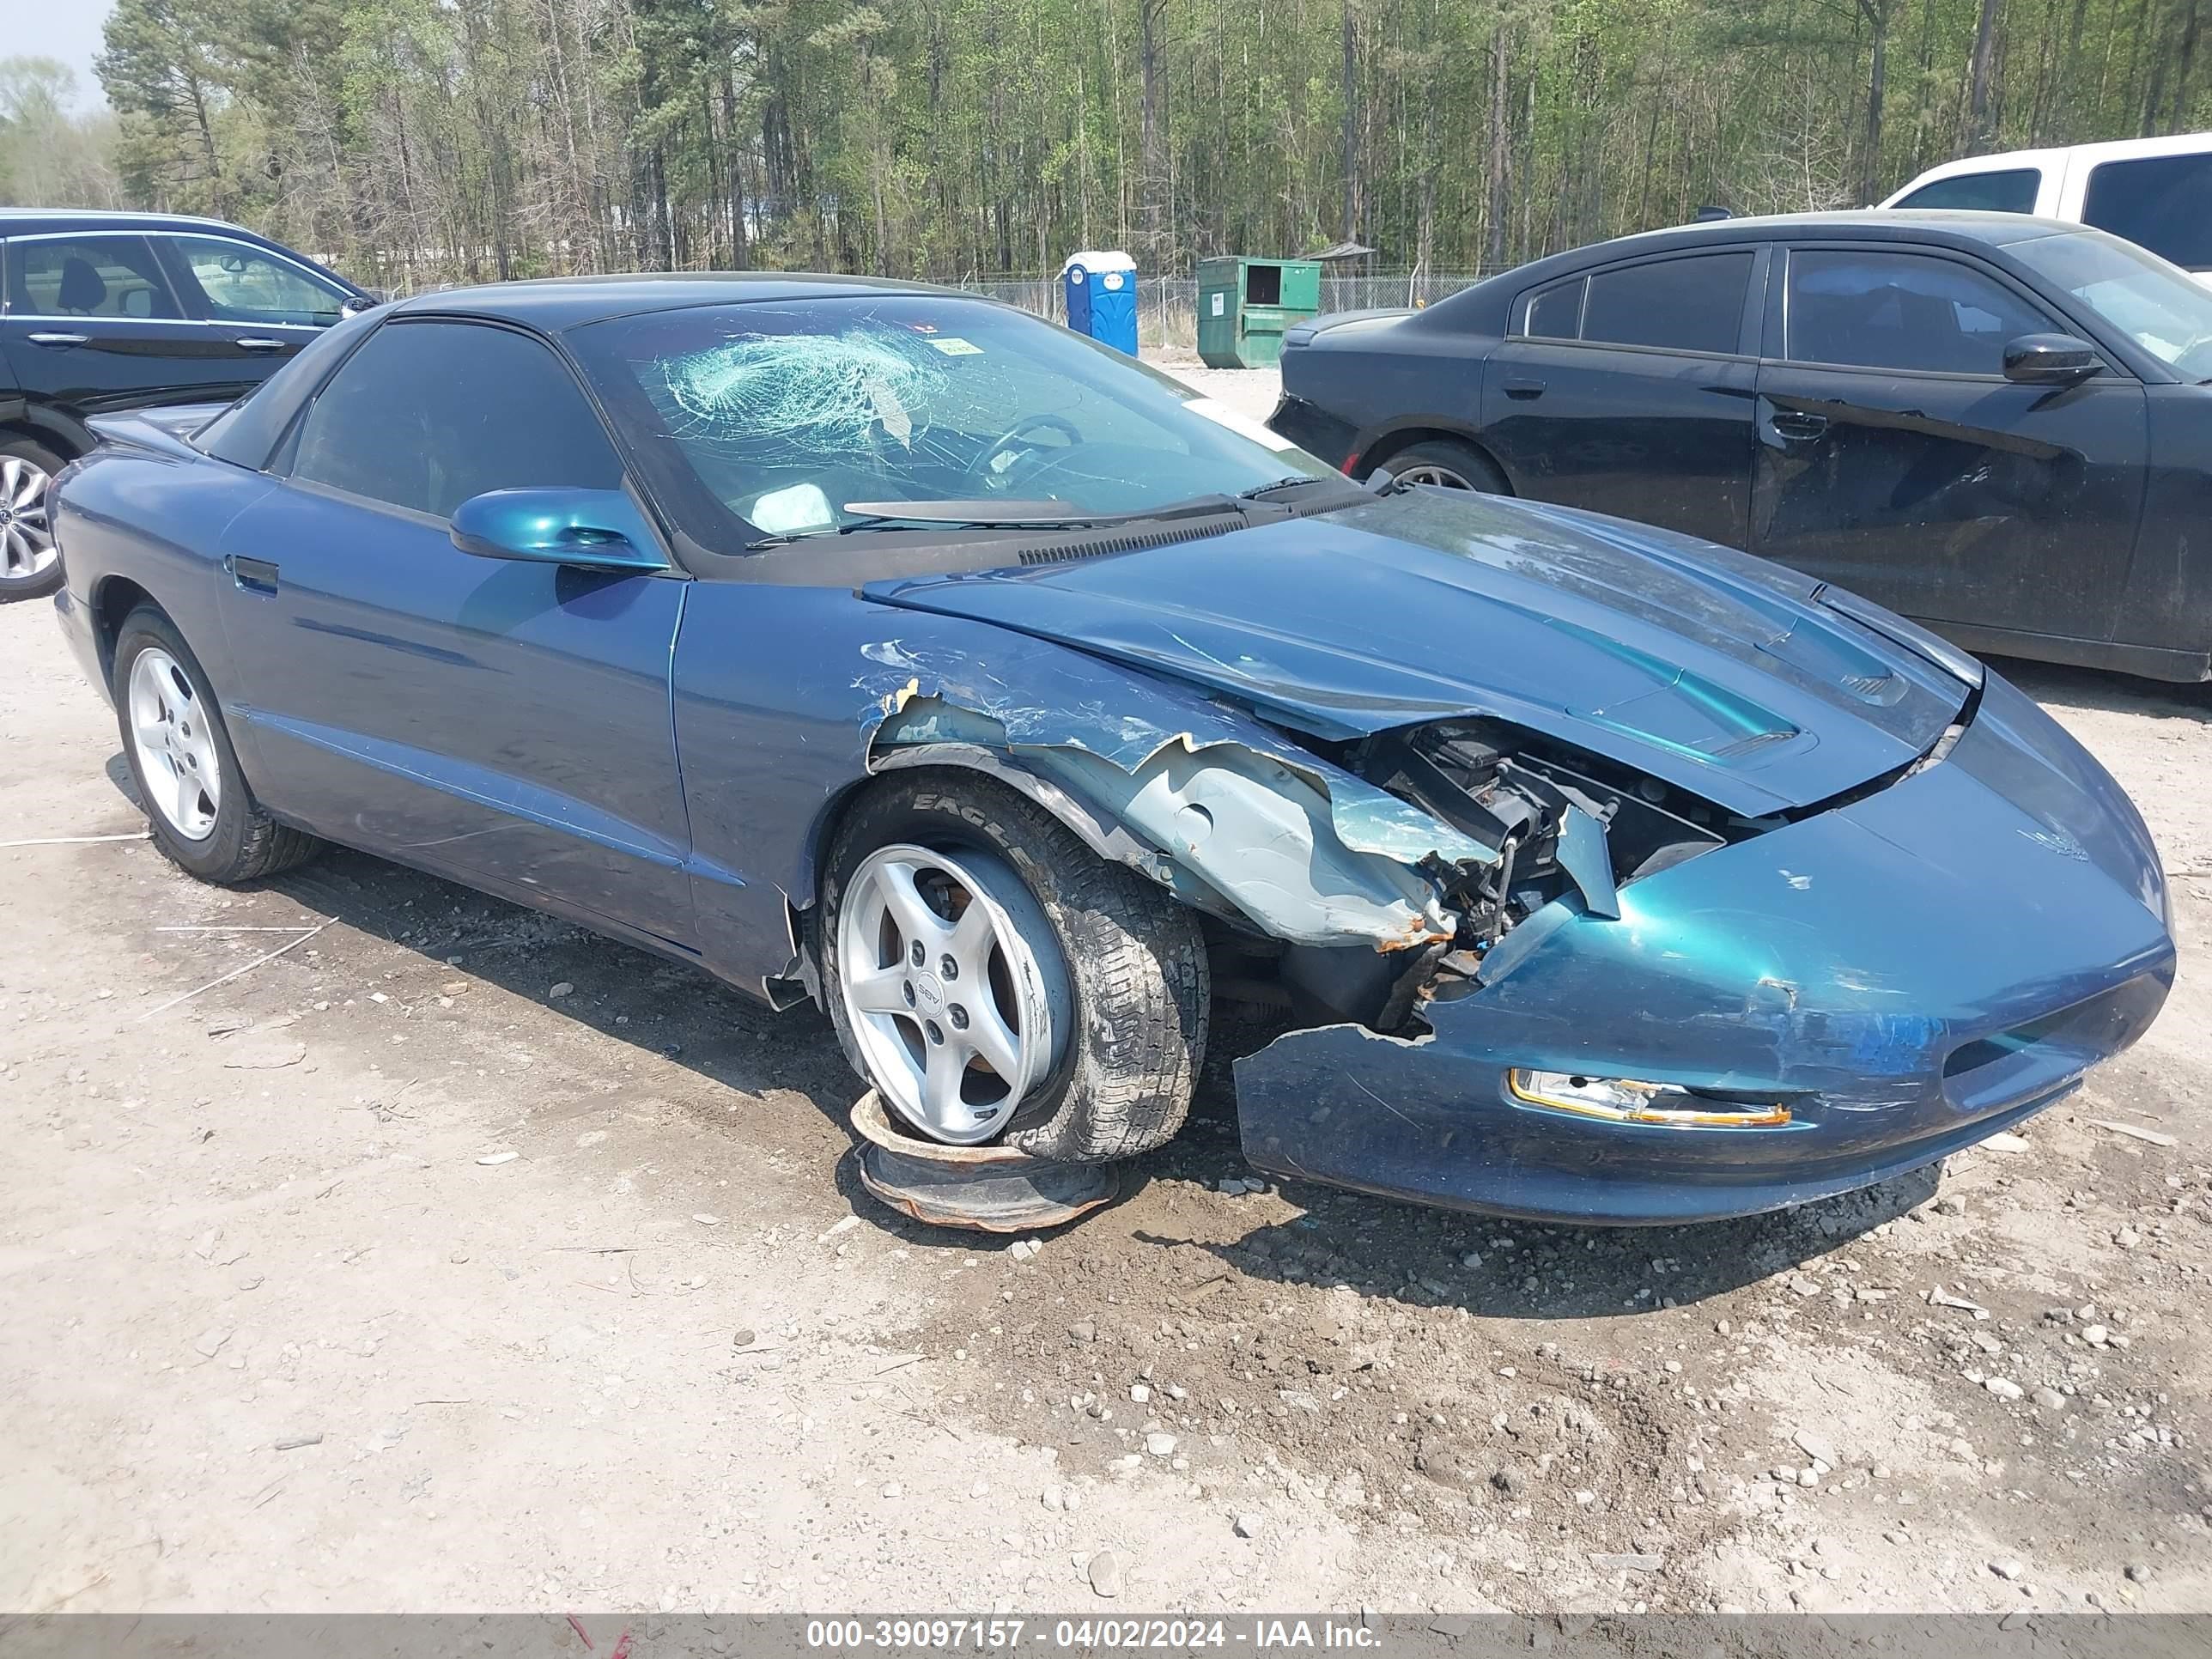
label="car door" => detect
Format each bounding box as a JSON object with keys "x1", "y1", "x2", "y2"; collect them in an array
[
  {"x1": 213, "y1": 315, "x2": 697, "y2": 950},
  {"x1": 1477, "y1": 246, "x2": 1762, "y2": 549},
  {"x1": 152, "y1": 229, "x2": 357, "y2": 380},
  {"x1": 1751, "y1": 243, "x2": 2147, "y2": 644},
  {"x1": 0, "y1": 232, "x2": 250, "y2": 421}
]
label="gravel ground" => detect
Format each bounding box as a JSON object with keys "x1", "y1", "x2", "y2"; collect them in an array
[{"x1": 3, "y1": 372, "x2": 2209, "y2": 1614}]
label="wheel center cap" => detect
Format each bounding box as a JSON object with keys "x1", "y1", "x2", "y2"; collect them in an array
[{"x1": 912, "y1": 971, "x2": 945, "y2": 1015}]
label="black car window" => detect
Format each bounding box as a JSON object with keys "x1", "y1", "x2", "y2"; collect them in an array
[
  {"x1": 1784, "y1": 249, "x2": 2056, "y2": 374},
  {"x1": 163, "y1": 233, "x2": 349, "y2": 326},
  {"x1": 1581, "y1": 252, "x2": 1753, "y2": 354},
  {"x1": 1893, "y1": 167, "x2": 2042, "y2": 214},
  {"x1": 2081, "y1": 152, "x2": 2212, "y2": 273},
  {"x1": 291, "y1": 319, "x2": 623, "y2": 520},
  {"x1": 1522, "y1": 278, "x2": 1584, "y2": 339},
  {"x1": 6, "y1": 234, "x2": 184, "y2": 320}
]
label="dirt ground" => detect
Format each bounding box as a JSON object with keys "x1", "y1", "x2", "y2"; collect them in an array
[{"x1": 4, "y1": 368, "x2": 2211, "y2": 1616}]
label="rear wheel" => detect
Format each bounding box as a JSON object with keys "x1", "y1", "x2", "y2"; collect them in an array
[
  {"x1": 112, "y1": 605, "x2": 322, "y2": 883},
  {"x1": 0, "y1": 436, "x2": 66, "y2": 603},
  {"x1": 1376, "y1": 437, "x2": 1508, "y2": 494},
  {"x1": 821, "y1": 773, "x2": 1208, "y2": 1163}
]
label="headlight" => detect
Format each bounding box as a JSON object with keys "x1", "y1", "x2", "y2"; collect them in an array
[{"x1": 1507, "y1": 1069, "x2": 1790, "y2": 1127}]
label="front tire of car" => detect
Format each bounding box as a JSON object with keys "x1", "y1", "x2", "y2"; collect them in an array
[
  {"x1": 0, "y1": 435, "x2": 68, "y2": 604},
  {"x1": 112, "y1": 605, "x2": 323, "y2": 884},
  {"x1": 821, "y1": 772, "x2": 1209, "y2": 1164}
]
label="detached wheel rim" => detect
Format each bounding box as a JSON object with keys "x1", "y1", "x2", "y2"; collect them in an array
[
  {"x1": 0, "y1": 455, "x2": 57, "y2": 580},
  {"x1": 1395, "y1": 462, "x2": 1476, "y2": 489},
  {"x1": 128, "y1": 647, "x2": 222, "y2": 842},
  {"x1": 838, "y1": 842, "x2": 1069, "y2": 1145}
]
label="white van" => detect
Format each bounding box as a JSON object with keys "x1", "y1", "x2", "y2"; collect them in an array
[{"x1": 1880, "y1": 131, "x2": 2212, "y2": 276}]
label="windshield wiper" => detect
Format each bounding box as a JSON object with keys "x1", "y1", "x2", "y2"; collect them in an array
[
  {"x1": 1236, "y1": 474, "x2": 1334, "y2": 500},
  {"x1": 744, "y1": 493, "x2": 1246, "y2": 550},
  {"x1": 842, "y1": 498, "x2": 1091, "y2": 525}
]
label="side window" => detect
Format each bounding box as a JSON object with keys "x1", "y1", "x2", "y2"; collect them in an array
[
  {"x1": 1522, "y1": 278, "x2": 1584, "y2": 339},
  {"x1": 1784, "y1": 249, "x2": 2056, "y2": 374},
  {"x1": 2081, "y1": 153, "x2": 2212, "y2": 273},
  {"x1": 164, "y1": 234, "x2": 349, "y2": 326},
  {"x1": 1582, "y1": 252, "x2": 1753, "y2": 354},
  {"x1": 5, "y1": 235, "x2": 184, "y2": 320},
  {"x1": 1894, "y1": 167, "x2": 2042, "y2": 215},
  {"x1": 292, "y1": 320, "x2": 624, "y2": 520}
]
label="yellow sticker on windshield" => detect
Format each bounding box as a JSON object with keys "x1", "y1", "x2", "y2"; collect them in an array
[{"x1": 926, "y1": 337, "x2": 985, "y2": 356}]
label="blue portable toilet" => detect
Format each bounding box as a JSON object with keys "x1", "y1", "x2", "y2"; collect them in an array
[{"x1": 1060, "y1": 250, "x2": 1139, "y2": 355}]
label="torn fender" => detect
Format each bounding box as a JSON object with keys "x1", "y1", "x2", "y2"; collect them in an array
[{"x1": 869, "y1": 689, "x2": 1486, "y2": 951}]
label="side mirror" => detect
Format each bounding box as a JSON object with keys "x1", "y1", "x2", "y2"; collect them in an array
[
  {"x1": 338, "y1": 291, "x2": 385, "y2": 318},
  {"x1": 450, "y1": 488, "x2": 667, "y2": 573},
  {"x1": 2003, "y1": 333, "x2": 2101, "y2": 386}
]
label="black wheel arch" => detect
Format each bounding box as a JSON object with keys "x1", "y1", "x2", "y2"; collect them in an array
[{"x1": 1357, "y1": 423, "x2": 1515, "y2": 492}]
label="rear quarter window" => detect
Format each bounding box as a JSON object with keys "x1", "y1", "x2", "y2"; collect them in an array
[
  {"x1": 1894, "y1": 167, "x2": 2042, "y2": 214},
  {"x1": 2081, "y1": 152, "x2": 2212, "y2": 272}
]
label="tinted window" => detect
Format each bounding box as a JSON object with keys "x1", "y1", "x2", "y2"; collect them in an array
[
  {"x1": 1784, "y1": 249, "x2": 2054, "y2": 374},
  {"x1": 292, "y1": 320, "x2": 623, "y2": 519},
  {"x1": 165, "y1": 233, "x2": 348, "y2": 325},
  {"x1": 1522, "y1": 278, "x2": 1584, "y2": 339},
  {"x1": 198, "y1": 306, "x2": 385, "y2": 471},
  {"x1": 1894, "y1": 168, "x2": 2042, "y2": 214},
  {"x1": 6, "y1": 234, "x2": 183, "y2": 319},
  {"x1": 2081, "y1": 152, "x2": 2212, "y2": 271},
  {"x1": 1582, "y1": 252, "x2": 1753, "y2": 353}
]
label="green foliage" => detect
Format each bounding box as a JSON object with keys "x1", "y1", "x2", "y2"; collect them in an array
[{"x1": 18, "y1": 0, "x2": 2199, "y2": 285}]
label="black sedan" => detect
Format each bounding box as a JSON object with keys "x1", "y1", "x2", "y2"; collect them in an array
[
  {"x1": 0, "y1": 209, "x2": 374, "y2": 601},
  {"x1": 1269, "y1": 210, "x2": 2212, "y2": 683}
]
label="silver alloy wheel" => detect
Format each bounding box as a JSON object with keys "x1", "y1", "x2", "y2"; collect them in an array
[
  {"x1": 127, "y1": 647, "x2": 222, "y2": 842},
  {"x1": 1394, "y1": 462, "x2": 1476, "y2": 489},
  {"x1": 836, "y1": 842, "x2": 1070, "y2": 1145},
  {"x1": 0, "y1": 455, "x2": 57, "y2": 580}
]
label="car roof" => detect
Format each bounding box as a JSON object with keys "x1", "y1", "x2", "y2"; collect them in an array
[
  {"x1": 391, "y1": 271, "x2": 974, "y2": 331},
  {"x1": 1575, "y1": 208, "x2": 2078, "y2": 254},
  {"x1": 0, "y1": 208, "x2": 265, "y2": 238},
  {"x1": 1889, "y1": 130, "x2": 2211, "y2": 186},
  {"x1": 1451, "y1": 210, "x2": 2079, "y2": 294}
]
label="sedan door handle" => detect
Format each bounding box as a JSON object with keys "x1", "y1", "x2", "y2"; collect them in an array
[
  {"x1": 26, "y1": 331, "x2": 89, "y2": 347},
  {"x1": 1767, "y1": 410, "x2": 1830, "y2": 441},
  {"x1": 234, "y1": 337, "x2": 289, "y2": 352},
  {"x1": 222, "y1": 553, "x2": 281, "y2": 593},
  {"x1": 1502, "y1": 376, "x2": 1547, "y2": 399}
]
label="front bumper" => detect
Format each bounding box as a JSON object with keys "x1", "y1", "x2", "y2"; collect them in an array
[{"x1": 1233, "y1": 673, "x2": 2175, "y2": 1224}]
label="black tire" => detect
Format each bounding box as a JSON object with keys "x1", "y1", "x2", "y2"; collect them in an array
[
  {"x1": 0, "y1": 434, "x2": 69, "y2": 604},
  {"x1": 1374, "y1": 437, "x2": 1509, "y2": 494},
  {"x1": 821, "y1": 770, "x2": 1209, "y2": 1164},
  {"x1": 111, "y1": 605, "x2": 322, "y2": 884}
]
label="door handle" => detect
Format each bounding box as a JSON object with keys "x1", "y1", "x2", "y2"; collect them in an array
[
  {"x1": 222, "y1": 553, "x2": 280, "y2": 593},
  {"x1": 1502, "y1": 376, "x2": 1547, "y2": 399},
  {"x1": 26, "y1": 331, "x2": 89, "y2": 347},
  {"x1": 1767, "y1": 410, "x2": 1830, "y2": 441},
  {"x1": 234, "y1": 337, "x2": 288, "y2": 352}
]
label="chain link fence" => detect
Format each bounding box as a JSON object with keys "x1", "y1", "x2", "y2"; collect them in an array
[{"x1": 953, "y1": 270, "x2": 1500, "y2": 349}]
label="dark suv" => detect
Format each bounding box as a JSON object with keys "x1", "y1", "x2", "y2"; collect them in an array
[{"x1": 0, "y1": 210, "x2": 373, "y2": 600}]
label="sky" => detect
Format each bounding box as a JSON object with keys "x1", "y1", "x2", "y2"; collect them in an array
[{"x1": 3, "y1": 0, "x2": 117, "y2": 112}]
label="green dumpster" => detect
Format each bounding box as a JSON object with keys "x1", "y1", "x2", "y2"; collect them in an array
[{"x1": 1195, "y1": 257, "x2": 1322, "y2": 368}]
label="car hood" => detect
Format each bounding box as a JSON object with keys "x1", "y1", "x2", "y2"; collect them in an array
[{"x1": 860, "y1": 489, "x2": 1972, "y2": 817}]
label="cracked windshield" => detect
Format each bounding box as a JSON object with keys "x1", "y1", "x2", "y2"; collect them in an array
[{"x1": 575, "y1": 296, "x2": 1332, "y2": 545}]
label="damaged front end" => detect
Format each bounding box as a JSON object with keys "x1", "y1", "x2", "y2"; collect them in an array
[
  {"x1": 865, "y1": 648, "x2": 1747, "y2": 1039},
  {"x1": 848, "y1": 586, "x2": 2171, "y2": 1226}
]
